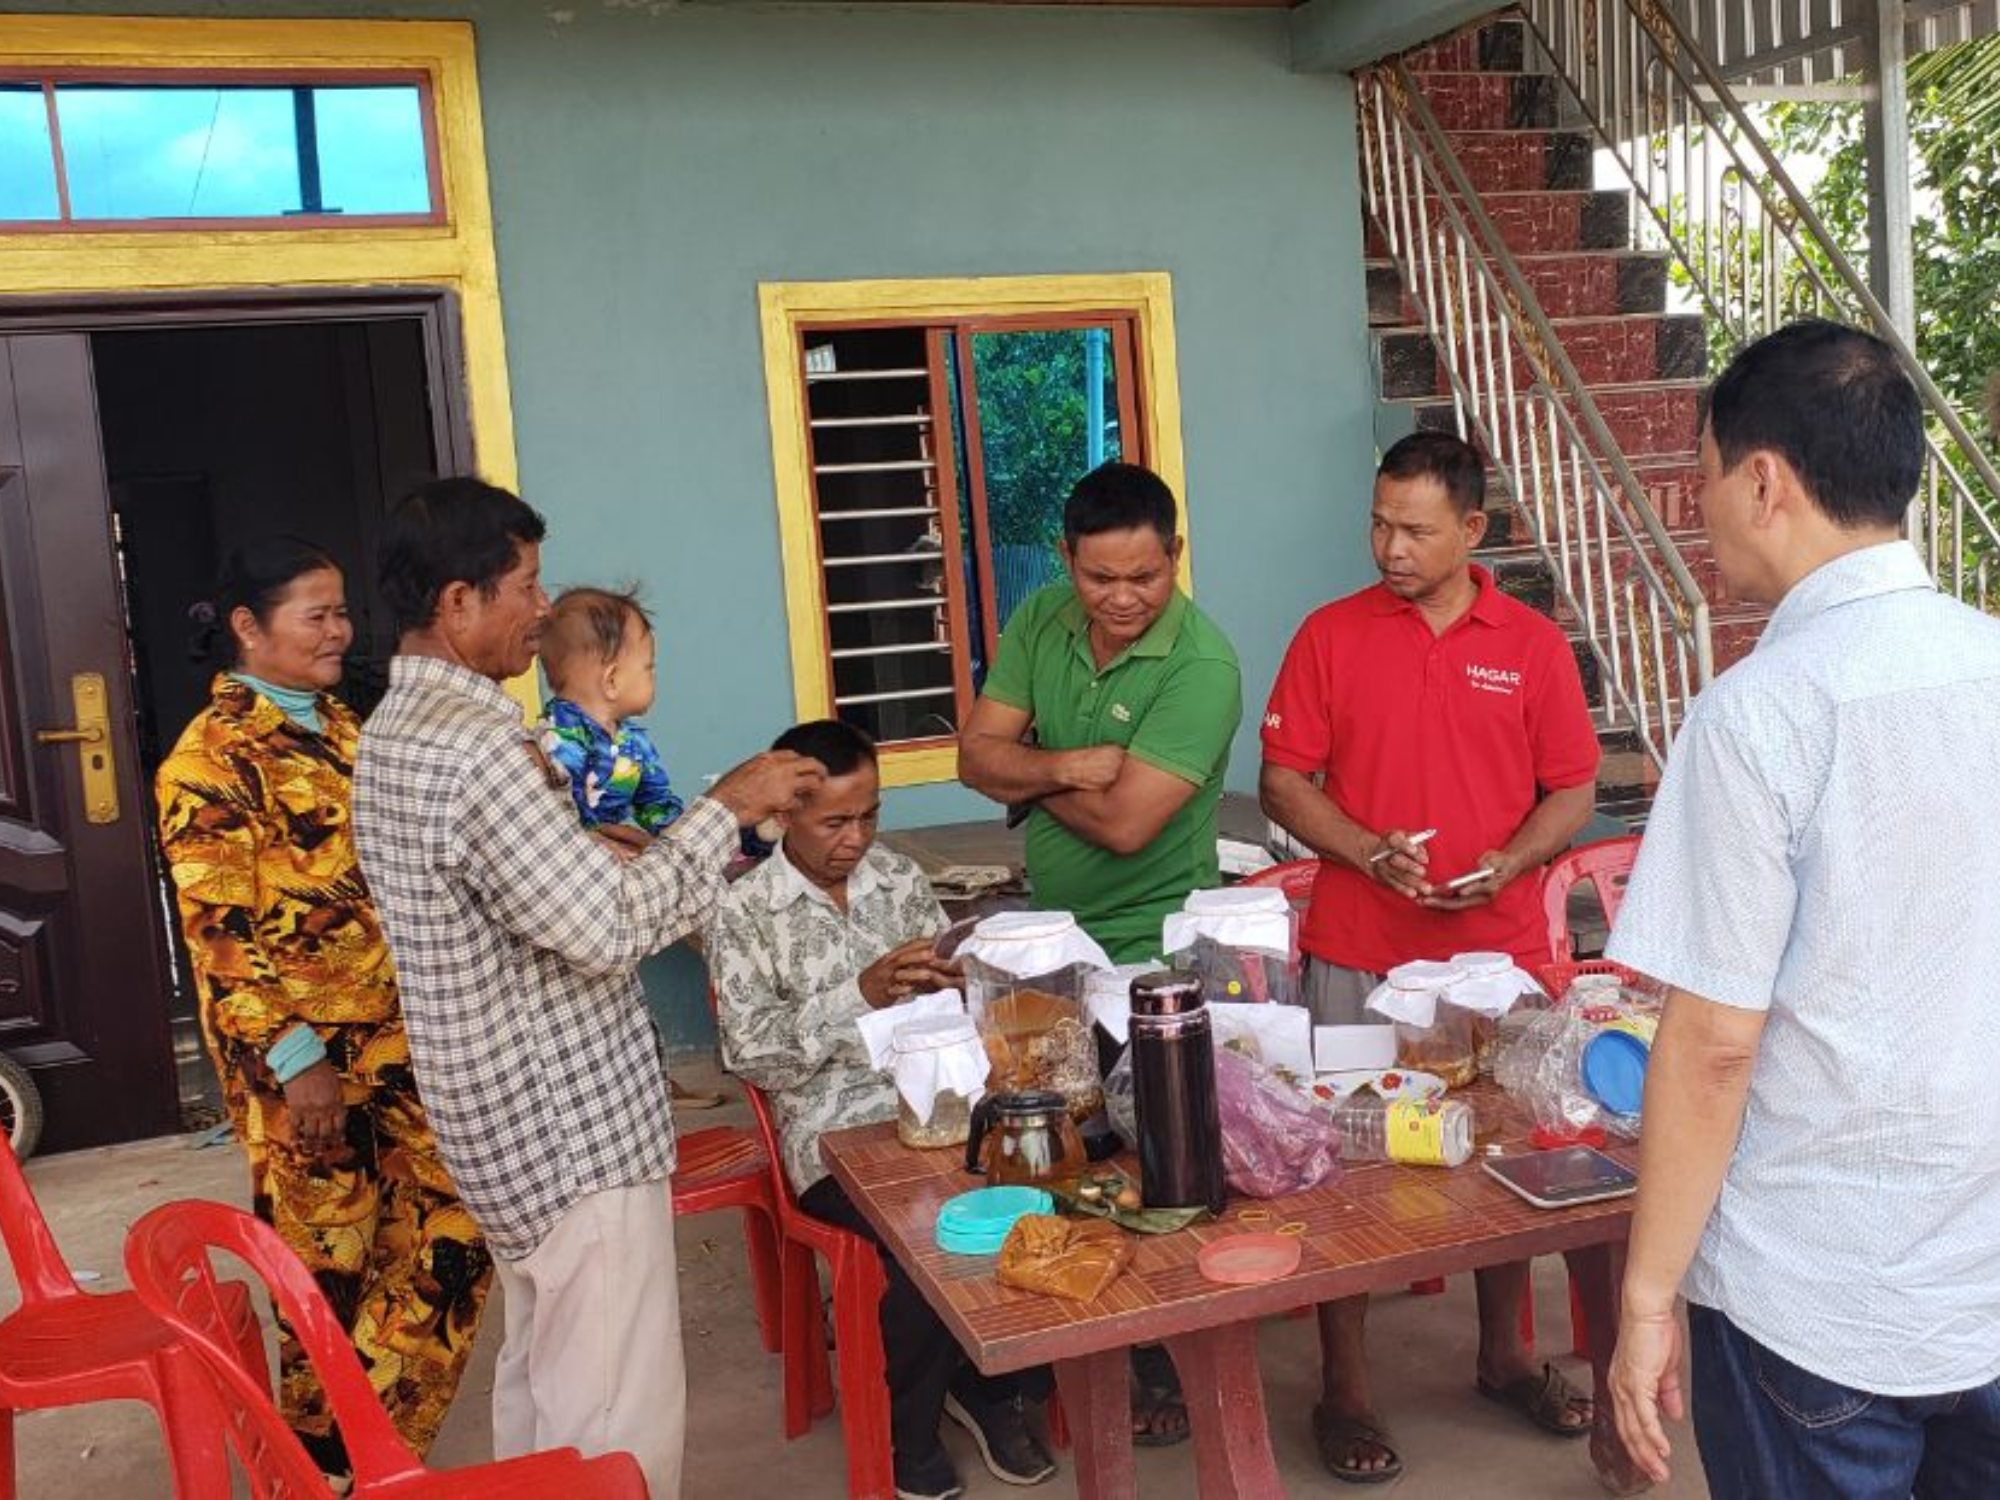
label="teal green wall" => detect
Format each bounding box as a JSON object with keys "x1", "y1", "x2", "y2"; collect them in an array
[
  {"x1": 19, "y1": 0, "x2": 1423, "y2": 1041},
  {"x1": 472, "y1": 5, "x2": 1386, "y2": 826}
]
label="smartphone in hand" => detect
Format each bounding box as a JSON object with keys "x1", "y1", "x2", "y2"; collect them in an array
[{"x1": 1434, "y1": 866, "x2": 1497, "y2": 894}]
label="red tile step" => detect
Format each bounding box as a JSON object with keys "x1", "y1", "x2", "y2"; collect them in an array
[
  {"x1": 1367, "y1": 251, "x2": 1673, "y2": 325},
  {"x1": 1438, "y1": 129, "x2": 1594, "y2": 193},
  {"x1": 1400, "y1": 18, "x2": 1531, "y2": 75},
  {"x1": 1363, "y1": 189, "x2": 1632, "y2": 260},
  {"x1": 1406, "y1": 381, "x2": 1704, "y2": 465},
  {"x1": 1407, "y1": 72, "x2": 1561, "y2": 133},
  {"x1": 1474, "y1": 457, "x2": 1701, "y2": 551},
  {"x1": 1375, "y1": 312, "x2": 1707, "y2": 399}
]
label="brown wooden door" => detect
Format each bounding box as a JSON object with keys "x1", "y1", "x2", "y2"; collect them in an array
[{"x1": 0, "y1": 333, "x2": 181, "y2": 1150}]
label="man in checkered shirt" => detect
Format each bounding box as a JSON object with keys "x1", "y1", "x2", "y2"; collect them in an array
[{"x1": 353, "y1": 477, "x2": 820, "y2": 1499}]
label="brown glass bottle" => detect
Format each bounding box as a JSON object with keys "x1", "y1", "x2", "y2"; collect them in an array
[{"x1": 1128, "y1": 970, "x2": 1227, "y2": 1215}]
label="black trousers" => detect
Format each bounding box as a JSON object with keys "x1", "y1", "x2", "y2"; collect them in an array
[{"x1": 799, "y1": 1175, "x2": 1038, "y2": 1461}]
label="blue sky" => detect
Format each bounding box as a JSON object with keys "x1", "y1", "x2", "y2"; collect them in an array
[{"x1": 0, "y1": 83, "x2": 430, "y2": 221}]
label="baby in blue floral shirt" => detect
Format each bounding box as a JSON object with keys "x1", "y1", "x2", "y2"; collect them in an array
[
  {"x1": 537, "y1": 587, "x2": 684, "y2": 841},
  {"x1": 539, "y1": 588, "x2": 726, "y2": 1109}
]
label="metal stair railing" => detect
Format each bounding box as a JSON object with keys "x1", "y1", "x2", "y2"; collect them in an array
[
  {"x1": 1523, "y1": 0, "x2": 2000, "y2": 611},
  {"x1": 1360, "y1": 63, "x2": 1713, "y2": 771}
]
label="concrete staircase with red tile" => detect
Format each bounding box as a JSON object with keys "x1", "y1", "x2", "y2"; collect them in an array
[{"x1": 1364, "y1": 11, "x2": 1770, "y2": 823}]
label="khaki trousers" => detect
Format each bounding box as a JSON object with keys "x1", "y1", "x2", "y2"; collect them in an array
[{"x1": 491, "y1": 1181, "x2": 685, "y2": 1498}]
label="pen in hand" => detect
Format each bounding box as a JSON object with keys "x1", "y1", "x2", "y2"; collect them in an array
[{"x1": 1368, "y1": 827, "x2": 1437, "y2": 865}]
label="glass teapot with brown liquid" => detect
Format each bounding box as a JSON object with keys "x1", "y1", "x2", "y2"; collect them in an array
[{"x1": 963, "y1": 1089, "x2": 1088, "y2": 1188}]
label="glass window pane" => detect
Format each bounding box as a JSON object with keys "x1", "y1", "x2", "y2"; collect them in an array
[
  {"x1": 56, "y1": 82, "x2": 432, "y2": 222},
  {"x1": 970, "y1": 327, "x2": 1123, "y2": 630},
  {"x1": 312, "y1": 87, "x2": 431, "y2": 215},
  {"x1": 0, "y1": 86, "x2": 60, "y2": 221}
]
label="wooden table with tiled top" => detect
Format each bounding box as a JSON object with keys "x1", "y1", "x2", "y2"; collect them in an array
[{"x1": 821, "y1": 1083, "x2": 1649, "y2": 1499}]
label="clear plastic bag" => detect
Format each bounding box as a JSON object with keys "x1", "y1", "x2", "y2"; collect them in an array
[
  {"x1": 1495, "y1": 985, "x2": 1658, "y2": 1141},
  {"x1": 1104, "y1": 1047, "x2": 1139, "y2": 1148},
  {"x1": 1213, "y1": 1046, "x2": 1343, "y2": 1198}
]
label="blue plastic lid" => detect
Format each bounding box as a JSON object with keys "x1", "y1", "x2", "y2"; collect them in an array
[
  {"x1": 934, "y1": 1186, "x2": 1052, "y2": 1255},
  {"x1": 1581, "y1": 1030, "x2": 1650, "y2": 1117},
  {"x1": 938, "y1": 1186, "x2": 1051, "y2": 1230},
  {"x1": 936, "y1": 1224, "x2": 1014, "y2": 1256}
]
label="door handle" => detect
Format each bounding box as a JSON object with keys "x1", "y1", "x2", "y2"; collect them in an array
[{"x1": 33, "y1": 672, "x2": 119, "y2": 824}]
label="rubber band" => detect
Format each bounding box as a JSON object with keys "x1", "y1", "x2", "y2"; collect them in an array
[
  {"x1": 1236, "y1": 1208, "x2": 1273, "y2": 1224},
  {"x1": 1275, "y1": 1221, "x2": 1308, "y2": 1237}
]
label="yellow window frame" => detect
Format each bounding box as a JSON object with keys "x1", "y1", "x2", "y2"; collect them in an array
[{"x1": 758, "y1": 272, "x2": 1189, "y2": 788}]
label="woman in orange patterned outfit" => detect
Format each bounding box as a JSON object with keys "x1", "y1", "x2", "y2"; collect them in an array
[{"x1": 156, "y1": 538, "x2": 491, "y2": 1480}]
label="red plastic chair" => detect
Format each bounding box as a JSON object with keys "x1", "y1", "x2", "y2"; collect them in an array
[
  {"x1": 1237, "y1": 856, "x2": 1320, "y2": 903},
  {"x1": 737, "y1": 1082, "x2": 895, "y2": 1499},
  {"x1": 1542, "y1": 835, "x2": 1642, "y2": 963},
  {"x1": 669, "y1": 1120, "x2": 785, "y2": 1356},
  {"x1": 0, "y1": 1139, "x2": 264, "y2": 1500},
  {"x1": 125, "y1": 1199, "x2": 647, "y2": 1499}
]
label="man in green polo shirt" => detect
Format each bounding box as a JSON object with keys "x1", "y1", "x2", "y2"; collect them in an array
[
  {"x1": 959, "y1": 462, "x2": 1241, "y2": 964},
  {"x1": 960, "y1": 461, "x2": 1240, "y2": 1445}
]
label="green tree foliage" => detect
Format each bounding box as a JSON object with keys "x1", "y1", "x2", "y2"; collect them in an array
[
  {"x1": 1766, "y1": 33, "x2": 2000, "y2": 441},
  {"x1": 969, "y1": 330, "x2": 1118, "y2": 547}
]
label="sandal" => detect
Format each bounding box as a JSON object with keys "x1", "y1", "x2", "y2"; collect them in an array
[
  {"x1": 1311, "y1": 1403, "x2": 1403, "y2": 1485},
  {"x1": 1476, "y1": 1361, "x2": 1594, "y2": 1439},
  {"x1": 1129, "y1": 1345, "x2": 1190, "y2": 1448}
]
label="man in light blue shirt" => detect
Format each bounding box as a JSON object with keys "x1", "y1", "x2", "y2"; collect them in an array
[{"x1": 1605, "y1": 320, "x2": 2000, "y2": 1498}]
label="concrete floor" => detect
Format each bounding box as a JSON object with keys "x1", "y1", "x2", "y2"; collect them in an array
[{"x1": 5, "y1": 1061, "x2": 1709, "y2": 1498}]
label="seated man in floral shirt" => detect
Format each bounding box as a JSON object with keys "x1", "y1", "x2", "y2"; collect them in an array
[{"x1": 710, "y1": 719, "x2": 1057, "y2": 1500}]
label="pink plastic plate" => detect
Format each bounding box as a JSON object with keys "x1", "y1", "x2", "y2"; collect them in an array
[{"x1": 1196, "y1": 1232, "x2": 1304, "y2": 1286}]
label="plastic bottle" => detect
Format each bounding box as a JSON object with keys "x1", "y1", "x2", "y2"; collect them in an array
[{"x1": 1332, "y1": 1093, "x2": 1475, "y2": 1167}]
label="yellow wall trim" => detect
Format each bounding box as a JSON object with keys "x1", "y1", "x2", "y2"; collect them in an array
[
  {"x1": 0, "y1": 16, "x2": 515, "y2": 492},
  {"x1": 758, "y1": 272, "x2": 1187, "y2": 788}
]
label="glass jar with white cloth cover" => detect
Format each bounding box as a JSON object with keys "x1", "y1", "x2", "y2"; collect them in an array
[
  {"x1": 1161, "y1": 886, "x2": 1301, "y2": 1008},
  {"x1": 1376, "y1": 956, "x2": 1528, "y2": 1096},
  {"x1": 957, "y1": 911, "x2": 1110, "y2": 1121}
]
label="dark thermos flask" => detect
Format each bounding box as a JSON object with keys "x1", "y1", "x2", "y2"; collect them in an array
[{"x1": 1127, "y1": 970, "x2": 1227, "y2": 1215}]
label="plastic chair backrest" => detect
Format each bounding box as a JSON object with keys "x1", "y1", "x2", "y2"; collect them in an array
[
  {"x1": 704, "y1": 982, "x2": 802, "y2": 1220},
  {"x1": 0, "y1": 1136, "x2": 80, "y2": 1304},
  {"x1": 125, "y1": 1199, "x2": 422, "y2": 1492},
  {"x1": 741, "y1": 1082, "x2": 800, "y2": 1211},
  {"x1": 1541, "y1": 835, "x2": 1642, "y2": 962},
  {"x1": 1237, "y1": 858, "x2": 1320, "y2": 906}
]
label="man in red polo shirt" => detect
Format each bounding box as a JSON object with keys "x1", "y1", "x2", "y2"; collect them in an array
[{"x1": 1261, "y1": 432, "x2": 1600, "y2": 1485}]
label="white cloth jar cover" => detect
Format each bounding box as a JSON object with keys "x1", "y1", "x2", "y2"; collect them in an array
[
  {"x1": 956, "y1": 910, "x2": 1112, "y2": 978},
  {"x1": 1366, "y1": 954, "x2": 1539, "y2": 1029},
  {"x1": 856, "y1": 988, "x2": 966, "y2": 1069},
  {"x1": 1365, "y1": 959, "x2": 1466, "y2": 1029},
  {"x1": 1446, "y1": 951, "x2": 1545, "y2": 1014},
  {"x1": 885, "y1": 1012, "x2": 989, "y2": 1125},
  {"x1": 1160, "y1": 886, "x2": 1297, "y2": 961}
]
